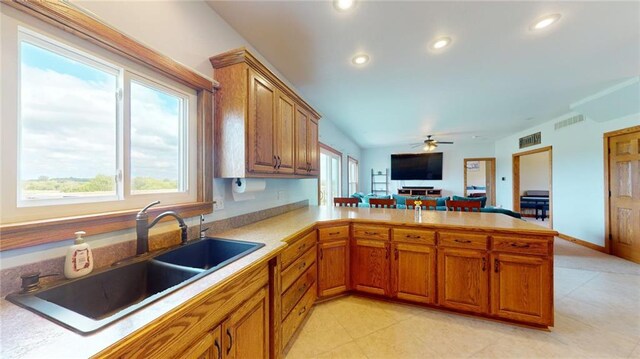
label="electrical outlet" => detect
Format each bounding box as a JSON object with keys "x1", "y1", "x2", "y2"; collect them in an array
[{"x1": 213, "y1": 196, "x2": 224, "y2": 210}]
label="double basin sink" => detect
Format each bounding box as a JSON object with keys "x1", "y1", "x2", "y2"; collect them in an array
[{"x1": 6, "y1": 237, "x2": 264, "y2": 334}]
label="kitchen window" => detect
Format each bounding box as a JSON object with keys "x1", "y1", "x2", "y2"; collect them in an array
[{"x1": 348, "y1": 156, "x2": 359, "y2": 195}]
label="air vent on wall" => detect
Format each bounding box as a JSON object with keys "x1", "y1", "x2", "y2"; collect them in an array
[{"x1": 554, "y1": 114, "x2": 584, "y2": 130}]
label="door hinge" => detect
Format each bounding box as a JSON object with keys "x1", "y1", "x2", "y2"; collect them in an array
[{"x1": 609, "y1": 190, "x2": 612, "y2": 197}]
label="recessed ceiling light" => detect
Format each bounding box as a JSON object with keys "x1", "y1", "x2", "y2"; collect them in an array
[
  {"x1": 334, "y1": 0, "x2": 355, "y2": 11},
  {"x1": 352, "y1": 54, "x2": 369, "y2": 65},
  {"x1": 431, "y1": 37, "x2": 451, "y2": 50},
  {"x1": 530, "y1": 14, "x2": 561, "y2": 31}
]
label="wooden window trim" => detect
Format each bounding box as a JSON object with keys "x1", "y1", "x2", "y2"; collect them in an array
[{"x1": 0, "y1": 0, "x2": 214, "y2": 251}]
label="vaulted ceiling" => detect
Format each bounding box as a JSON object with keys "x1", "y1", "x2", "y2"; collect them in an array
[{"x1": 207, "y1": 1, "x2": 640, "y2": 148}]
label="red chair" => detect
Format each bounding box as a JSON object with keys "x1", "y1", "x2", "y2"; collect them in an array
[
  {"x1": 334, "y1": 197, "x2": 359, "y2": 207},
  {"x1": 446, "y1": 200, "x2": 481, "y2": 212},
  {"x1": 406, "y1": 199, "x2": 438, "y2": 210},
  {"x1": 369, "y1": 198, "x2": 397, "y2": 208}
]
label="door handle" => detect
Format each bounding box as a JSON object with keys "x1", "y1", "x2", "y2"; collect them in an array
[
  {"x1": 394, "y1": 248, "x2": 399, "y2": 260},
  {"x1": 320, "y1": 248, "x2": 323, "y2": 260},
  {"x1": 214, "y1": 338, "x2": 221, "y2": 359},
  {"x1": 273, "y1": 155, "x2": 278, "y2": 169},
  {"x1": 482, "y1": 257, "x2": 486, "y2": 271},
  {"x1": 277, "y1": 155, "x2": 281, "y2": 169},
  {"x1": 226, "y1": 328, "x2": 233, "y2": 355},
  {"x1": 494, "y1": 259, "x2": 499, "y2": 273}
]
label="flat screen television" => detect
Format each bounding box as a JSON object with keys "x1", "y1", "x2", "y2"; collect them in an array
[{"x1": 391, "y1": 153, "x2": 443, "y2": 180}]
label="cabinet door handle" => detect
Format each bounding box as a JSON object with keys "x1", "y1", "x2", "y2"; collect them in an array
[
  {"x1": 385, "y1": 246, "x2": 390, "y2": 259},
  {"x1": 394, "y1": 248, "x2": 399, "y2": 260},
  {"x1": 454, "y1": 239, "x2": 472, "y2": 244},
  {"x1": 482, "y1": 257, "x2": 486, "y2": 271},
  {"x1": 277, "y1": 155, "x2": 282, "y2": 169},
  {"x1": 494, "y1": 259, "x2": 499, "y2": 273},
  {"x1": 364, "y1": 231, "x2": 379, "y2": 236},
  {"x1": 273, "y1": 155, "x2": 278, "y2": 168},
  {"x1": 320, "y1": 248, "x2": 323, "y2": 260},
  {"x1": 226, "y1": 328, "x2": 233, "y2": 355},
  {"x1": 510, "y1": 243, "x2": 531, "y2": 248},
  {"x1": 214, "y1": 338, "x2": 221, "y2": 359}
]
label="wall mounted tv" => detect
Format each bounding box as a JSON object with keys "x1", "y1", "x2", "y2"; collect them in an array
[{"x1": 391, "y1": 153, "x2": 443, "y2": 180}]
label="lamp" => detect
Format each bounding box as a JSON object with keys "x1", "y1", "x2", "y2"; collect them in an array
[{"x1": 424, "y1": 143, "x2": 437, "y2": 151}]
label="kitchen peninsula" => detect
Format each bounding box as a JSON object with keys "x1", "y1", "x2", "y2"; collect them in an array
[{"x1": 1, "y1": 206, "x2": 557, "y2": 358}]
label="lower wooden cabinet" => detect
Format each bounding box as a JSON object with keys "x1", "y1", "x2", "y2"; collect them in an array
[
  {"x1": 490, "y1": 252, "x2": 552, "y2": 325},
  {"x1": 318, "y1": 239, "x2": 349, "y2": 297},
  {"x1": 179, "y1": 327, "x2": 222, "y2": 359},
  {"x1": 222, "y1": 286, "x2": 269, "y2": 359},
  {"x1": 437, "y1": 247, "x2": 489, "y2": 314},
  {"x1": 391, "y1": 242, "x2": 436, "y2": 304},
  {"x1": 351, "y1": 238, "x2": 389, "y2": 296}
]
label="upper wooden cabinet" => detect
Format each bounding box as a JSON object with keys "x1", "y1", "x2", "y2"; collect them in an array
[{"x1": 211, "y1": 48, "x2": 321, "y2": 178}]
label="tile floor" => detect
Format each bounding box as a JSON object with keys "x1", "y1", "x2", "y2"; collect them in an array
[{"x1": 285, "y1": 239, "x2": 640, "y2": 359}]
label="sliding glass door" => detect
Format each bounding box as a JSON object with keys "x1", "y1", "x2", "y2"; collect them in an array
[{"x1": 319, "y1": 147, "x2": 341, "y2": 206}]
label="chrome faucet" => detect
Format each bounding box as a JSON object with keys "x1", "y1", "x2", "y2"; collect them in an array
[
  {"x1": 199, "y1": 214, "x2": 209, "y2": 240},
  {"x1": 136, "y1": 201, "x2": 188, "y2": 255}
]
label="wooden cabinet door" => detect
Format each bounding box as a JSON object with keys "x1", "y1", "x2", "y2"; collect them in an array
[
  {"x1": 275, "y1": 90, "x2": 295, "y2": 174},
  {"x1": 179, "y1": 327, "x2": 222, "y2": 359},
  {"x1": 318, "y1": 239, "x2": 349, "y2": 297},
  {"x1": 391, "y1": 242, "x2": 436, "y2": 304},
  {"x1": 247, "y1": 69, "x2": 277, "y2": 174},
  {"x1": 437, "y1": 247, "x2": 488, "y2": 314},
  {"x1": 307, "y1": 117, "x2": 320, "y2": 176},
  {"x1": 352, "y1": 239, "x2": 389, "y2": 296},
  {"x1": 491, "y1": 253, "x2": 552, "y2": 325},
  {"x1": 294, "y1": 107, "x2": 309, "y2": 174},
  {"x1": 222, "y1": 286, "x2": 269, "y2": 359}
]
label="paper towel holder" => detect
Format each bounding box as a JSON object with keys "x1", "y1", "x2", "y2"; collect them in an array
[{"x1": 235, "y1": 178, "x2": 243, "y2": 187}]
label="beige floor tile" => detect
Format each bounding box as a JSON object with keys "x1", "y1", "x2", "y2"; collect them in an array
[
  {"x1": 316, "y1": 341, "x2": 367, "y2": 359},
  {"x1": 555, "y1": 240, "x2": 640, "y2": 275},
  {"x1": 324, "y1": 296, "x2": 402, "y2": 339},
  {"x1": 557, "y1": 296, "x2": 640, "y2": 340},
  {"x1": 285, "y1": 306, "x2": 353, "y2": 358},
  {"x1": 554, "y1": 267, "x2": 599, "y2": 300},
  {"x1": 354, "y1": 322, "x2": 437, "y2": 359},
  {"x1": 630, "y1": 342, "x2": 640, "y2": 358}
]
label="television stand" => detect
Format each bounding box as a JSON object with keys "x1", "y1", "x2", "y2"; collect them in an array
[{"x1": 397, "y1": 187, "x2": 442, "y2": 197}]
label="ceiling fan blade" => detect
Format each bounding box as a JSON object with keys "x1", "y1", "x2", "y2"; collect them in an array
[
  {"x1": 437, "y1": 141, "x2": 454, "y2": 144},
  {"x1": 410, "y1": 143, "x2": 423, "y2": 148}
]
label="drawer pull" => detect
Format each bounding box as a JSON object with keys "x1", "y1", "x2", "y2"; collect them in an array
[
  {"x1": 365, "y1": 231, "x2": 379, "y2": 236},
  {"x1": 405, "y1": 234, "x2": 421, "y2": 239},
  {"x1": 214, "y1": 338, "x2": 221, "y2": 359},
  {"x1": 454, "y1": 239, "x2": 472, "y2": 244},
  {"x1": 329, "y1": 231, "x2": 340, "y2": 235},
  {"x1": 299, "y1": 305, "x2": 307, "y2": 316},
  {"x1": 298, "y1": 243, "x2": 307, "y2": 251},
  {"x1": 299, "y1": 283, "x2": 307, "y2": 293},
  {"x1": 299, "y1": 261, "x2": 307, "y2": 270},
  {"x1": 510, "y1": 243, "x2": 531, "y2": 248}
]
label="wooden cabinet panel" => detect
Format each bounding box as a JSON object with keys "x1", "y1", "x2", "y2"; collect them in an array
[
  {"x1": 437, "y1": 247, "x2": 489, "y2": 314},
  {"x1": 318, "y1": 239, "x2": 350, "y2": 297},
  {"x1": 281, "y1": 247, "x2": 316, "y2": 293},
  {"x1": 282, "y1": 263, "x2": 316, "y2": 318},
  {"x1": 281, "y1": 230, "x2": 317, "y2": 270},
  {"x1": 247, "y1": 69, "x2": 277, "y2": 174},
  {"x1": 352, "y1": 239, "x2": 389, "y2": 295},
  {"x1": 282, "y1": 280, "x2": 316, "y2": 348},
  {"x1": 392, "y1": 228, "x2": 436, "y2": 245},
  {"x1": 294, "y1": 107, "x2": 309, "y2": 174},
  {"x1": 439, "y1": 232, "x2": 488, "y2": 250},
  {"x1": 391, "y1": 242, "x2": 436, "y2": 304},
  {"x1": 307, "y1": 118, "x2": 319, "y2": 175},
  {"x1": 491, "y1": 253, "x2": 552, "y2": 325},
  {"x1": 222, "y1": 286, "x2": 269, "y2": 359},
  {"x1": 179, "y1": 327, "x2": 222, "y2": 359},
  {"x1": 275, "y1": 91, "x2": 295, "y2": 174},
  {"x1": 318, "y1": 225, "x2": 349, "y2": 241},
  {"x1": 352, "y1": 224, "x2": 390, "y2": 241}
]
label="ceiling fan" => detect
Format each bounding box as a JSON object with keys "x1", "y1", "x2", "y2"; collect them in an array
[{"x1": 411, "y1": 135, "x2": 454, "y2": 151}]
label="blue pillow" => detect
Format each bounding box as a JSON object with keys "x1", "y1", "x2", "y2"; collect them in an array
[
  {"x1": 350, "y1": 192, "x2": 365, "y2": 202},
  {"x1": 392, "y1": 194, "x2": 417, "y2": 206},
  {"x1": 453, "y1": 195, "x2": 487, "y2": 208}
]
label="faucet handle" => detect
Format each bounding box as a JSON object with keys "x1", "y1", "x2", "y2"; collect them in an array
[
  {"x1": 20, "y1": 272, "x2": 58, "y2": 293},
  {"x1": 139, "y1": 201, "x2": 161, "y2": 215}
]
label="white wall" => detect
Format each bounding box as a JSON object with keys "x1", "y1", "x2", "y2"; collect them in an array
[
  {"x1": 519, "y1": 151, "x2": 550, "y2": 195},
  {"x1": 495, "y1": 112, "x2": 640, "y2": 247},
  {"x1": 360, "y1": 143, "x2": 495, "y2": 197}
]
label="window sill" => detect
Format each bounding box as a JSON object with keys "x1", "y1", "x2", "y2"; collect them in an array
[{"x1": 0, "y1": 202, "x2": 213, "y2": 251}]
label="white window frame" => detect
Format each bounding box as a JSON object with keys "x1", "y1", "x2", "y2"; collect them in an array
[
  {"x1": 348, "y1": 156, "x2": 359, "y2": 195},
  {"x1": 2, "y1": 23, "x2": 198, "y2": 224}
]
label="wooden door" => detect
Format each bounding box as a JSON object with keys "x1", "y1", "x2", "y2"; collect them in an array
[
  {"x1": 294, "y1": 107, "x2": 309, "y2": 174},
  {"x1": 391, "y1": 242, "x2": 436, "y2": 304},
  {"x1": 247, "y1": 69, "x2": 276, "y2": 174},
  {"x1": 608, "y1": 129, "x2": 640, "y2": 263},
  {"x1": 307, "y1": 118, "x2": 320, "y2": 176},
  {"x1": 275, "y1": 91, "x2": 295, "y2": 174},
  {"x1": 437, "y1": 247, "x2": 488, "y2": 314},
  {"x1": 179, "y1": 327, "x2": 222, "y2": 359},
  {"x1": 318, "y1": 239, "x2": 349, "y2": 297},
  {"x1": 490, "y1": 253, "x2": 552, "y2": 325},
  {"x1": 222, "y1": 286, "x2": 269, "y2": 359},
  {"x1": 352, "y1": 239, "x2": 389, "y2": 296}
]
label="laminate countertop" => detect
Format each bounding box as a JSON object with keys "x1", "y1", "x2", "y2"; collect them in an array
[{"x1": 0, "y1": 206, "x2": 557, "y2": 358}]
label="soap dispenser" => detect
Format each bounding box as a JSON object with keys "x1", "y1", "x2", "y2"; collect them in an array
[{"x1": 64, "y1": 231, "x2": 94, "y2": 279}]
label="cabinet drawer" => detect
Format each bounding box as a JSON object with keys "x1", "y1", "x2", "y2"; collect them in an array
[
  {"x1": 392, "y1": 228, "x2": 436, "y2": 245},
  {"x1": 282, "y1": 281, "x2": 316, "y2": 347},
  {"x1": 281, "y1": 247, "x2": 316, "y2": 293},
  {"x1": 352, "y1": 224, "x2": 390, "y2": 241},
  {"x1": 282, "y1": 231, "x2": 317, "y2": 269},
  {"x1": 492, "y1": 236, "x2": 550, "y2": 255},
  {"x1": 439, "y1": 232, "x2": 488, "y2": 250},
  {"x1": 282, "y1": 263, "x2": 317, "y2": 318},
  {"x1": 318, "y1": 225, "x2": 349, "y2": 241}
]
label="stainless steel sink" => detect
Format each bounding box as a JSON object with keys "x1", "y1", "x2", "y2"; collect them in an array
[{"x1": 6, "y1": 237, "x2": 264, "y2": 334}]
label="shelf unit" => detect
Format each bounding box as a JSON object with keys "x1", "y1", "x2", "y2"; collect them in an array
[
  {"x1": 397, "y1": 188, "x2": 442, "y2": 197},
  {"x1": 371, "y1": 169, "x2": 389, "y2": 195}
]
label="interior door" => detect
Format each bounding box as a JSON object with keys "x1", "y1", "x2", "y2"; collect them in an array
[{"x1": 608, "y1": 129, "x2": 640, "y2": 263}]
